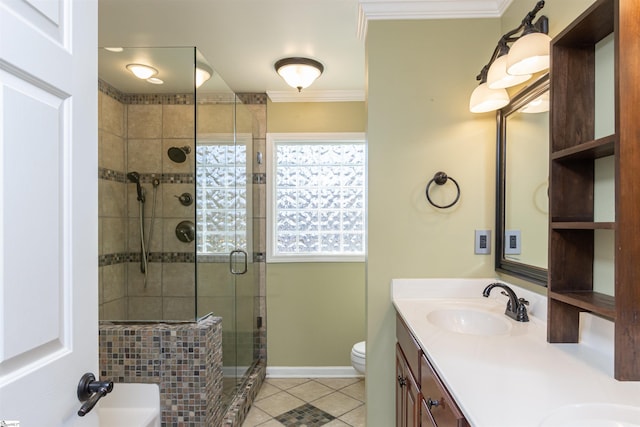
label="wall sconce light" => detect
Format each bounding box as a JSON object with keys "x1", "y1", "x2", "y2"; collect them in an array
[
  {"x1": 126, "y1": 63, "x2": 159, "y2": 80},
  {"x1": 274, "y1": 57, "x2": 324, "y2": 92},
  {"x1": 195, "y1": 62, "x2": 213, "y2": 88},
  {"x1": 470, "y1": 0, "x2": 549, "y2": 113}
]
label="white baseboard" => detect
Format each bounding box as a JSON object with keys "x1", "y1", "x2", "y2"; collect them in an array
[{"x1": 266, "y1": 366, "x2": 364, "y2": 378}]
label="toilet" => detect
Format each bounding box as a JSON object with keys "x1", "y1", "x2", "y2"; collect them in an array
[{"x1": 351, "y1": 341, "x2": 366, "y2": 375}]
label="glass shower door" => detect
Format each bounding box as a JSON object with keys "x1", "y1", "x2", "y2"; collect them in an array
[{"x1": 195, "y1": 78, "x2": 256, "y2": 408}]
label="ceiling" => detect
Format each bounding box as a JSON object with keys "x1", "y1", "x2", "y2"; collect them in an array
[{"x1": 98, "y1": 0, "x2": 512, "y2": 101}]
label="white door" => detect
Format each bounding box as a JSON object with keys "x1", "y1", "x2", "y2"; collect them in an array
[{"x1": 0, "y1": 0, "x2": 98, "y2": 425}]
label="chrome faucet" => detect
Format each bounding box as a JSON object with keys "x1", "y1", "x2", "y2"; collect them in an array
[{"x1": 482, "y1": 282, "x2": 529, "y2": 322}]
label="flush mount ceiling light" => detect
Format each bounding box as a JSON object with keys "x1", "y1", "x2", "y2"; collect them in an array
[
  {"x1": 126, "y1": 63, "x2": 158, "y2": 80},
  {"x1": 195, "y1": 62, "x2": 213, "y2": 88},
  {"x1": 104, "y1": 47, "x2": 123, "y2": 53},
  {"x1": 274, "y1": 57, "x2": 324, "y2": 92},
  {"x1": 470, "y1": 0, "x2": 549, "y2": 113},
  {"x1": 146, "y1": 77, "x2": 164, "y2": 85}
]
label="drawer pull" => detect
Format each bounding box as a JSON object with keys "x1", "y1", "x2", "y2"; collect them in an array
[{"x1": 426, "y1": 398, "x2": 441, "y2": 410}]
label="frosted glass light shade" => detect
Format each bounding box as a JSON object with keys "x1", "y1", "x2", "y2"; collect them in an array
[
  {"x1": 506, "y1": 32, "x2": 551, "y2": 76},
  {"x1": 126, "y1": 63, "x2": 158, "y2": 80},
  {"x1": 275, "y1": 58, "x2": 324, "y2": 91},
  {"x1": 469, "y1": 83, "x2": 510, "y2": 113},
  {"x1": 487, "y1": 55, "x2": 532, "y2": 89},
  {"x1": 195, "y1": 63, "x2": 213, "y2": 88}
]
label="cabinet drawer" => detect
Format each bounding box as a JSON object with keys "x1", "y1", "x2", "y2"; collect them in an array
[
  {"x1": 421, "y1": 354, "x2": 468, "y2": 427},
  {"x1": 396, "y1": 314, "x2": 421, "y2": 380}
]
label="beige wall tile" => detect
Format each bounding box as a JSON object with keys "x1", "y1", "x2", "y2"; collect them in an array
[
  {"x1": 127, "y1": 104, "x2": 162, "y2": 138},
  {"x1": 101, "y1": 93, "x2": 125, "y2": 137},
  {"x1": 127, "y1": 180, "x2": 163, "y2": 218},
  {"x1": 102, "y1": 218, "x2": 126, "y2": 254},
  {"x1": 127, "y1": 139, "x2": 162, "y2": 173},
  {"x1": 197, "y1": 104, "x2": 234, "y2": 134},
  {"x1": 99, "y1": 131, "x2": 125, "y2": 171},
  {"x1": 127, "y1": 262, "x2": 162, "y2": 297},
  {"x1": 163, "y1": 104, "x2": 195, "y2": 138},
  {"x1": 101, "y1": 298, "x2": 127, "y2": 321},
  {"x1": 196, "y1": 296, "x2": 234, "y2": 322},
  {"x1": 252, "y1": 183, "x2": 266, "y2": 218},
  {"x1": 196, "y1": 263, "x2": 232, "y2": 297},
  {"x1": 162, "y1": 263, "x2": 195, "y2": 296},
  {"x1": 163, "y1": 297, "x2": 195, "y2": 320},
  {"x1": 103, "y1": 263, "x2": 126, "y2": 302},
  {"x1": 127, "y1": 218, "x2": 163, "y2": 253},
  {"x1": 99, "y1": 180, "x2": 126, "y2": 218},
  {"x1": 128, "y1": 296, "x2": 162, "y2": 320}
]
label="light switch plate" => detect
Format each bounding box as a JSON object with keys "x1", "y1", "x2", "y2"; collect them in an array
[
  {"x1": 505, "y1": 230, "x2": 521, "y2": 255},
  {"x1": 475, "y1": 230, "x2": 491, "y2": 255}
]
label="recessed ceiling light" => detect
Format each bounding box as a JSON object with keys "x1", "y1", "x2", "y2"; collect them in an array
[{"x1": 126, "y1": 63, "x2": 158, "y2": 80}]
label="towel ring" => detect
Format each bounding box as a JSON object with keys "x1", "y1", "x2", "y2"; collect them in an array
[{"x1": 425, "y1": 172, "x2": 460, "y2": 209}]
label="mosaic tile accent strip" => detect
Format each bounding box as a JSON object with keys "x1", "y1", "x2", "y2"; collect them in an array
[
  {"x1": 99, "y1": 315, "x2": 223, "y2": 426},
  {"x1": 236, "y1": 93, "x2": 268, "y2": 105},
  {"x1": 222, "y1": 360, "x2": 266, "y2": 427},
  {"x1": 99, "y1": 252, "x2": 195, "y2": 267},
  {"x1": 275, "y1": 403, "x2": 336, "y2": 426},
  {"x1": 98, "y1": 168, "x2": 194, "y2": 185},
  {"x1": 99, "y1": 80, "x2": 194, "y2": 105}
]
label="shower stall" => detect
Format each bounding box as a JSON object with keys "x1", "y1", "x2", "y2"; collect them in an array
[{"x1": 97, "y1": 47, "x2": 266, "y2": 423}]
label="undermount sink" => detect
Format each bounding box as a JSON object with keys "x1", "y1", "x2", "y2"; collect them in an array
[
  {"x1": 427, "y1": 307, "x2": 511, "y2": 336},
  {"x1": 539, "y1": 403, "x2": 640, "y2": 427}
]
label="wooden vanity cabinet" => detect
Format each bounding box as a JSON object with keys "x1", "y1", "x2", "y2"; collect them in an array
[
  {"x1": 420, "y1": 354, "x2": 468, "y2": 427},
  {"x1": 396, "y1": 315, "x2": 469, "y2": 427}
]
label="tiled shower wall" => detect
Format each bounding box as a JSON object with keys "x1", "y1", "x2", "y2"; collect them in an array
[
  {"x1": 98, "y1": 82, "x2": 268, "y2": 348},
  {"x1": 98, "y1": 81, "x2": 198, "y2": 321}
]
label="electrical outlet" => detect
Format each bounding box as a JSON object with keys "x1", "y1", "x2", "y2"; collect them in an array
[
  {"x1": 475, "y1": 230, "x2": 491, "y2": 255},
  {"x1": 505, "y1": 230, "x2": 521, "y2": 255}
]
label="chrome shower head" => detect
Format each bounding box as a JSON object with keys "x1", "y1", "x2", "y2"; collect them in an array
[{"x1": 167, "y1": 146, "x2": 191, "y2": 163}]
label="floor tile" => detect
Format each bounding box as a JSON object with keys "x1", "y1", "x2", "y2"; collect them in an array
[
  {"x1": 266, "y1": 378, "x2": 312, "y2": 391},
  {"x1": 322, "y1": 420, "x2": 350, "y2": 427},
  {"x1": 314, "y1": 378, "x2": 361, "y2": 390},
  {"x1": 311, "y1": 391, "x2": 363, "y2": 418},
  {"x1": 339, "y1": 381, "x2": 365, "y2": 402},
  {"x1": 242, "y1": 378, "x2": 367, "y2": 427},
  {"x1": 243, "y1": 406, "x2": 273, "y2": 426},
  {"x1": 287, "y1": 380, "x2": 334, "y2": 402},
  {"x1": 338, "y1": 404, "x2": 365, "y2": 427},
  {"x1": 255, "y1": 382, "x2": 283, "y2": 401},
  {"x1": 253, "y1": 391, "x2": 305, "y2": 417},
  {"x1": 275, "y1": 403, "x2": 335, "y2": 426}
]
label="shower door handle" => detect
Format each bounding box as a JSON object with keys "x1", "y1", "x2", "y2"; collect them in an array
[{"x1": 229, "y1": 249, "x2": 248, "y2": 275}]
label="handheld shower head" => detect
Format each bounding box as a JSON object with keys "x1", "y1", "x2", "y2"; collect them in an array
[{"x1": 127, "y1": 171, "x2": 145, "y2": 202}]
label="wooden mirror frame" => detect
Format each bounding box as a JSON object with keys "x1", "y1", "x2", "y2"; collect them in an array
[{"x1": 495, "y1": 74, "x2": 549, "y2": 286}]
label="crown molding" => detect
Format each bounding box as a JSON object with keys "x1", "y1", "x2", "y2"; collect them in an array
[
  {"x1": 266, "y1": 90, "x2": 365, "y2": 103},
  {"x1": 357, "y1": 0, "x2": 513, "y2": 39}
]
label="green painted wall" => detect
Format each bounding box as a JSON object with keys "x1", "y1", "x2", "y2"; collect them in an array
[
  {"x1": 266, "y1": 100, "x2": 366, "y2": 367},
  {"x1": 364, "y1": 1, "x2": 598, "y2": 425}
]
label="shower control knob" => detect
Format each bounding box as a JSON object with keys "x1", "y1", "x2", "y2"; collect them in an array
[
  {"x1": 175, "y1": 221, "x2": 195, "y2": 243},
  {"x1": 174, "y1": 192, "x2": 193, "y2": 206}
]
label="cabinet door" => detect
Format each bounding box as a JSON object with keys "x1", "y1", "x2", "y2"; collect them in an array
[
  {"x1": 421, "y1": 354, "x2": 469, "y2": 427},
  {"x1": 406, "y1": 369, "x2": 420, "y2": 427},
  {"x1": 396, "y1": 345, "x2": 406, "y2": 427}
]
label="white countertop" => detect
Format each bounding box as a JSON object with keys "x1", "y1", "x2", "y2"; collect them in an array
[{"x1": 391, "y1": 278, "x2": 640, "y2": 427}]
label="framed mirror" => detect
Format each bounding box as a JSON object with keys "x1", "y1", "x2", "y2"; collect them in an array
[{"x1": 495, "y1": 74, "x2": 549, "y2": 286}]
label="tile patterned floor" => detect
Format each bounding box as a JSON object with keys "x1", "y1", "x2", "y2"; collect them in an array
[{"x1": 242, "y1": 378, "x2": 365, "y2": 427}]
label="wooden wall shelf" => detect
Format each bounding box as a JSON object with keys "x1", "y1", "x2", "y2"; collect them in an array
[{"x1": 548, "y1": 0, "x2": 640, "y2": 380}]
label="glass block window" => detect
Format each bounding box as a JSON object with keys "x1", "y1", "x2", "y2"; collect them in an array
[
  {"x1": 267, "y1": 133, "x2": 366, "y2": 262},
  {"x1": 196, "y1": 136, "x2": 251, "y2": 256}
]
